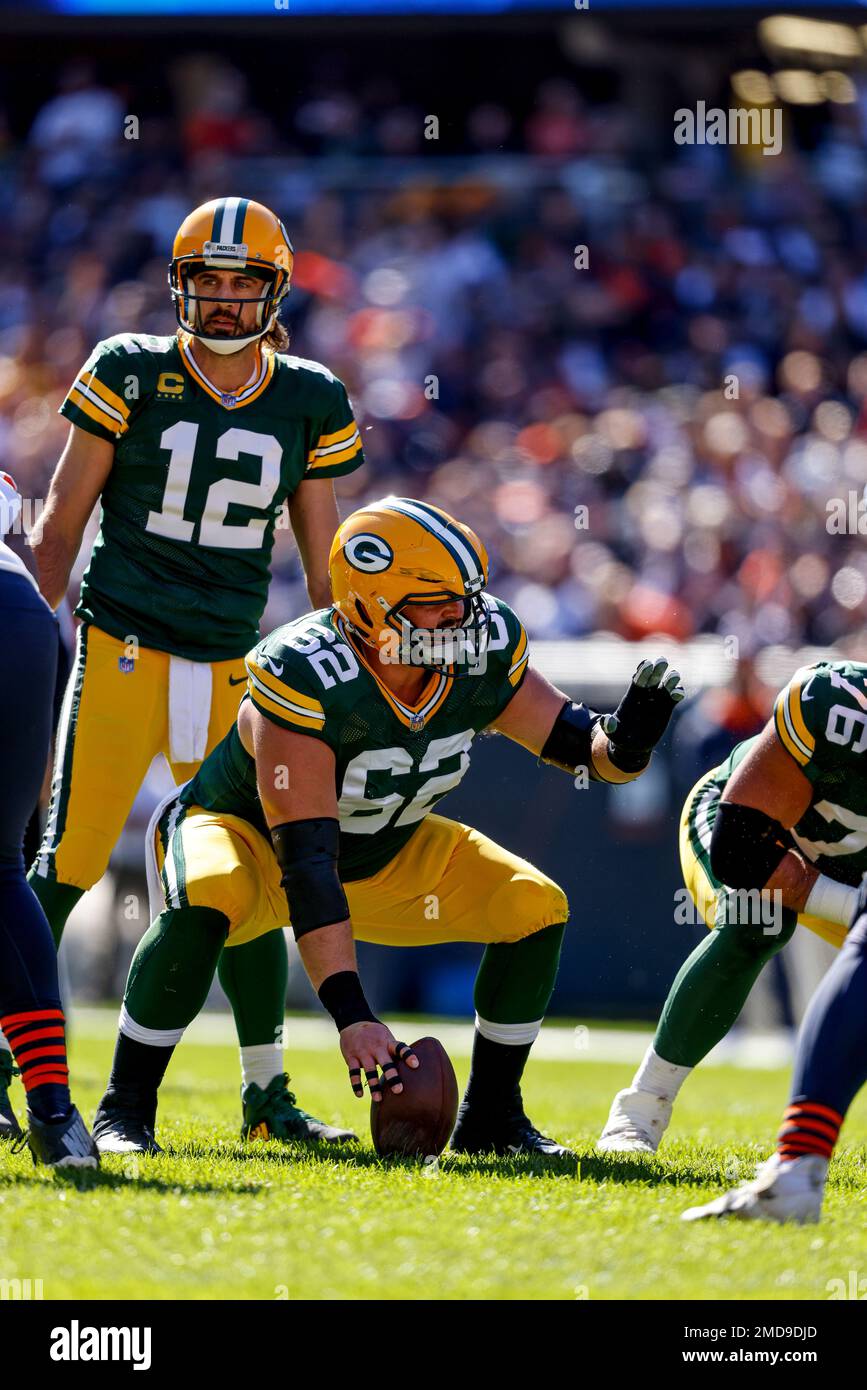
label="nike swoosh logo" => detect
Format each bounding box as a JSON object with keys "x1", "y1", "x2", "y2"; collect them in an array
[
  {"x1": 228, "y1": 674, "x2": 247, "y2": 686},
  {"x1": 262, "y1": 658, "x2": 283, "y2": 675}
]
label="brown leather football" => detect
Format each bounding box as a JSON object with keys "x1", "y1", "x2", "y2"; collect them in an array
[{"x1": 370, "y1": 1036, "x2": 459, "y2": 1158}]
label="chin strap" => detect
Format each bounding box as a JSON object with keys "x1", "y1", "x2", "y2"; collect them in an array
[{"x1": 192, "y1": 320, "x2": 275, "y2": 356}]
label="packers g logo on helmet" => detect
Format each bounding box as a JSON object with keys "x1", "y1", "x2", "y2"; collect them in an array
[
  {"x1": 168, "y1": 197, "x2": 294, "y2": 356},
  {"x1": 330, "y1": 497, "x2": 491, "y2": 677},
  {"x1": 344, "y1": 534, "x2": 394, "y2": 574}
]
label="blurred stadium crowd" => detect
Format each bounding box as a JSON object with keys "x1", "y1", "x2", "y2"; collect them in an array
[{"x1": 5, "y1": 48, "x2": 867, "y2": 657}]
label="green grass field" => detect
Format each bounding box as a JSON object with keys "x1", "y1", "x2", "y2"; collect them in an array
[{"x1": 2, "y1": 1026, "x2": 867, "y2": 1301}]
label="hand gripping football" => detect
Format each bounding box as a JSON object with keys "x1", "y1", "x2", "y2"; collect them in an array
[{"x1": 370, "y1": 1036, "x2": 459, "y2": 1158}]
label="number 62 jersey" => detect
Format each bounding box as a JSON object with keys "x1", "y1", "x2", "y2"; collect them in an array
[
  {"x1": 180, "y1": 599, "x2": 530, "y2": 881},
  {"x1": 61, "y1": 332, "x2": 364, "y2": 660}
]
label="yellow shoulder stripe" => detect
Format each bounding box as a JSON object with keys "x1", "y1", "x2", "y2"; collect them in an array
[
  {"x1": 246, "y1": 659, "x2": 324, "y2": 714},
  {"x1": 316, "y1": 420, "x2": 358, "y2": 449},
  {"x1": 68, "y1": 388, "x2": 122, "y2": 437},
  {"x1": 251, "y1": 687, "x2": 325, "y2": 731},
  {"x1": 508, "y1": 651, "x2": 529, "y2": 687},
  {"x1": 786, "y1": 674, "x2": 816, "y2": 754},
  {"x1": 510, "y1": 627, "x2": 528, "y2": 668},
  {"x1": 774, "y1": 689, "x2": 810, "y2": 767},
  {"x1": 306, "y1": 438, "x2": 363, "y2": 469},
  {"x1": 83, "y1": 373, "x2": 130, "y2": 420}
]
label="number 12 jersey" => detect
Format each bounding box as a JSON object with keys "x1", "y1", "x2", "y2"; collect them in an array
[{"x1": 61, "y1": 332, "x2": 364, "y2": 660}]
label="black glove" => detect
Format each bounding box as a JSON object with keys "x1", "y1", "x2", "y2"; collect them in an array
[{"x1": 601, "y1": 657, "x2": 685, "y2": 773}]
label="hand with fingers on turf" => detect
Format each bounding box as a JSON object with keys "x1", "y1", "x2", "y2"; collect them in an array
[
  {"x1": 339, "y1": 1022, "x2": 419, "y2": 1103},
  {"x1": 600, "y1": 656, "x2": 686, "y2": 773}
]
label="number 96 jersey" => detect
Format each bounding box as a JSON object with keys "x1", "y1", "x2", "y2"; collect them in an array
[
  {"x1": 61, "y1": 333, "x2": 364, "y2": 660},
  {"x1": 181, "y1": 597, "x2": 530, "y2": 881}
]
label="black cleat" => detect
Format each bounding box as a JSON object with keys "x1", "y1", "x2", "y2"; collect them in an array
[
  {"x1": 0, "y1": 1050, "x2": 22, "y2": 1141},
  {"x1": 24, "y1": 1106, "x2": 99, "y2": 1169},
  {"x1": 91, "y1": 1087, "x2": 163, "y2": 1155},
  {"x1": 450, "y1": 1089, "x2": 574, "y2": 1158}
]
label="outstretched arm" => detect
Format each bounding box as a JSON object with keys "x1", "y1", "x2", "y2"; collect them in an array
[{"x1": 493, "y1": 658, "x2": 684, "y2": 783}]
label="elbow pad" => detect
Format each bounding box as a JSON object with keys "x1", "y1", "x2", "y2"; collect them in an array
[
  {"x1": 540, "y1": 700, "x2": 605, "y2": 778},
  {"x1": 270, "y1": 817, "x2": 349, "y2": 940},
  {"x1": 709, "y1": 802, "x2": 792, "y2": 890}
]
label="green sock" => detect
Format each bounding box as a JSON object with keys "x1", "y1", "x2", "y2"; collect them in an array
[
  {"x1": 217, "y1": 930, "x2": 288, "y2": 1048},
  {"x1": 125, "y1": 908, "x2": 228, "y2": 1032},
  {"x1": 26, "y1": 873, "x2": 84, "y2": 949},
  {"x1": 474, "y1": 923, "x2": 566, "y2": 1024},
  {"x1": 654, "y1": 908, "x2": 798, "y2": 1067}
]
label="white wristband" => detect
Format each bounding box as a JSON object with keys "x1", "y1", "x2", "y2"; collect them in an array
[{"x1": 803, "y1": 874, "x2": 858, "y2": 929}]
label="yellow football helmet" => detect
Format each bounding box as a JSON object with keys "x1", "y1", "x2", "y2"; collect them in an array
[
  {"x1": 168, "y1": 197, "x2": 294, "y2": 355},
  {"x1": 330, "y1": 497, "x2": 490, "y2": 674}
]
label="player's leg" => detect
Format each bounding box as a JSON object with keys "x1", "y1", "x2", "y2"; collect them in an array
[
  {"x1": 92, "y1": 802, "x2": 242, "y2": 1153},
  {"x1": 598, "y1": 773, "x2": 797, "y2": 1154},
  {"x1": 170, "y1": 659, "x2": 350, "y2": 1144},
  {"x1": 346, "y1": 815, "x2": 571, "y2": 1157},
  {"x1": 683, "y1": 889, "x2": 867, "y2": 1224},
  {"x1": 0, "y1": 577, "x2": 97, "y2": 1166},
  {"x1": 92, "y1": 805, "x2": 352, "y2": 1152},
  {"x1": 26, "y1": 625, "x2": 166, "y2": 943}
]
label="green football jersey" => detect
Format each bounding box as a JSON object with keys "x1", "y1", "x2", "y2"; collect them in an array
[
  {"x1": 180, "y1": 595, "x2": 530, "y2": 880},
  {"x1": 714, "y1": 660, "x2": 867, "y2": 886},
  {"x1": 60, "y1": 332, "x2": 364, "y2": 660}
]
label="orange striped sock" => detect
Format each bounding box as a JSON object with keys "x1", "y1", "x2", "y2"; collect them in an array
[
  {"x1": 776, "y1": 1100, "x2": 843, "y2": 1163},
  {"x1": 0, "y1": 1007, "x2": 71, "y2": 1122}
]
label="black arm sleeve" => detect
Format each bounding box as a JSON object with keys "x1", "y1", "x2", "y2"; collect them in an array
[
  {"x1": 709, "y1": 801, "x2": 793, "y2": 890},
  {"x1": 540, "y1": 700, "x2": 606, "y2": 778},
  {"x1": 270, "y1": 817, "x2": 350, "y2": 939}
]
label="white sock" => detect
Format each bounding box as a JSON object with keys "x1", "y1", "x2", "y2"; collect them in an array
[
  {"x1": 240, "y1": 1043, "x2": 283, "y2": 1090},
  {"x1": 632, "y1": 1044, "x2": 692, "y2": 1101},
  {"x1": 119, "y1": 1004, "x2": 186, "y2": 1048},
  {"x1": 475, "y1": 1014, "x2": 543, "y2": 1046},
  {"x1": 0, "y1": 1029, "x2": 11, "y2": 1054}
]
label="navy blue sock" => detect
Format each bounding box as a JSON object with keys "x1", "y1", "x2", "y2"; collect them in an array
[
  {"x1": 0, "y1": 860, "x2": 72, "y2": 1123},
  {"x1": 780, "y1": 910, "x2": 867, "y2": 1158}
]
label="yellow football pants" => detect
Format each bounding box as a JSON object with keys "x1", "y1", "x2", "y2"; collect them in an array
[
  {"x1": 154, "y1": 807, "x2": 569, "y2": 949},
  {"x1": 678, "y1": 769, "x2": 846, "y2": 950},
  {"x1": 33, "y1": 624, "x2": 248, "y2": 890}
]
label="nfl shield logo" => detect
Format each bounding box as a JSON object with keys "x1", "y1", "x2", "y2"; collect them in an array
[
  {"x1": 409, "y1": 712, "x2": 425, "y2": 732},
  {"x1": 118, "y1": 657, "x2": 135, "y2": 674},
  {"x1": 221, "y1": 393, "x2": 237, "y2": 408}
]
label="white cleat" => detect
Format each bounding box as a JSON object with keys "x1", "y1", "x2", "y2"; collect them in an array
[
  {"x1": 596, "y1": 1087, "x2": 672, "y2": 1155},
  {"x1": 681, "y1": 1153, "x2": 827, "y2": 1225}
]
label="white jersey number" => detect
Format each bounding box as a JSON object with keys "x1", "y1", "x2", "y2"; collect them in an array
[
  {"x1": 338, "y1": 730, "x2": 474, "y2": 834},
  {"x1": 146, "y1": 421, "x2": 283, "y2": 549}
]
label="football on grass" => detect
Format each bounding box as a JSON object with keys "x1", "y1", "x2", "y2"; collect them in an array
[{"x1": 370, "y1": 1036, "x2": 459, "y2": 1158}]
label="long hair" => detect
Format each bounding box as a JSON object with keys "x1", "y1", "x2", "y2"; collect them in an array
[{"x1": 263, "y1": 318, "x2": 290, "y2": 353}]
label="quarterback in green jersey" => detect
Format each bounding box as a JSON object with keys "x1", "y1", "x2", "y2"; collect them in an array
[
  {"x1": 92, "y1": 497, "x2": 684, "y2": 1158},
  {"x1": 8, "y1": 197, "x2": 364, "y2": 1148},
  {"x1": 599, "y1": 658, "x2": 867, "y2": 1157}
]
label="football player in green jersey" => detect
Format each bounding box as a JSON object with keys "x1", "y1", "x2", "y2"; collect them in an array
[
  {"x1": 91, "y1": 497, "x2": 684, "y2": 1158},
  {"x1": 6, "y1": 197, "x2": 364, "y2": 1148},
  {"x1": 598, "y1": 659, "x2": 867, "y2": 1158}
]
